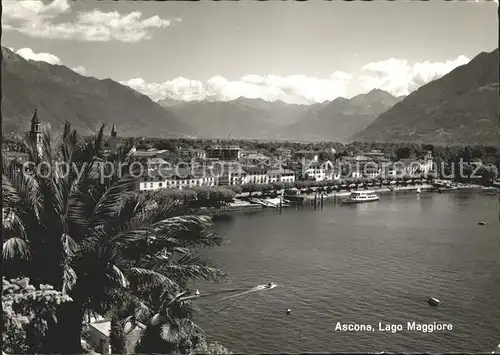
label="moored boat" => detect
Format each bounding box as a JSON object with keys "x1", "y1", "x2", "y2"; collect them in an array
[
  {"x1": 482, "y1": 187, "x2": 499, "y2": 195},
  {"x1": 342, "y1": 190, "x2": 380, "y2": 204}
]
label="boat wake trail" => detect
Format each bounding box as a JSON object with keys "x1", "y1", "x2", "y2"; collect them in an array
[
  {"x1": 197, "y1": 283, "x2": 278, "y2": 314},
  {"x1": 220, "y1": 284, "x2": 269, "y2": 300}
]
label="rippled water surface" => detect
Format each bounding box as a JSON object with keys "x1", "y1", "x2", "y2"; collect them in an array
[{"x1": 194, "y1": 192, "x2": 500, "y2": 353}]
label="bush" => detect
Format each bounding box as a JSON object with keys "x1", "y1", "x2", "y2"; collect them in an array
[
  {"x1": 2, "y1": 277, "x2": 72, "y2": 354},
  {"x1": 191, "y1": 340, "x2": 232, "y2": 354},
  {"x1": 226, "y1": 185, "x2": 242, "y2": 194}
]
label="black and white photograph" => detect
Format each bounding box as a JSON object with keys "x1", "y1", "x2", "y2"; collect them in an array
[{"x1": 1, "y1": 0, "x2": 499, "y2": 354}]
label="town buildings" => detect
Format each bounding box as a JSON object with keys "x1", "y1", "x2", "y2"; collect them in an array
[
  {"x1": 178, "y1": 147, "x2": 206, "y2": 161},
  {"x1": 4, "y1": 112, "x2": 436, "y2": 195},
  {"x1": 303, "y1": 161, "x2": 341, "y2": 181},
  {"x1": 267, "y1": 169, "x2": 296, "y2": 183},
  {"x1": 136, "y1": 167, "x2": 218, "y2": 191},
  {"x1": 293, "y1": 150, "x2": 319, "y2": 162},
  {"x1": 205, "y1": 145, "x2": 242, "y2": 161}
]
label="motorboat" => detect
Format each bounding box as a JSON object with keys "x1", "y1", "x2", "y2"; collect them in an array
[{"x1": 342, "y1": 190, "x2": 380, "y2": 204}]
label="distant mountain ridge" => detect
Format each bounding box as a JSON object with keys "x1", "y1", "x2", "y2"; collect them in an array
[
  {"x1": 353, "y1": 48, "x2": 500, "y2": 145},
  {"x1": 1, "y1": 47, "x2": 192, "y2": 137},
  {"x1": 159, "y1": 89, "x2": 402, "y2": 141},
  {"x1": 1, "y1": 45, "x2": 407, "y2": 142}
]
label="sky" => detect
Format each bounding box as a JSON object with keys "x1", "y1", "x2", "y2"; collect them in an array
[{"x1": 2, "y1": 0, "x2": 498, "y2": 104}]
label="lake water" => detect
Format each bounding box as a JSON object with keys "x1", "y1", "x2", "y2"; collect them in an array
[{"x1": 194, "y1": 191, "x2": 500, "y2": 353}]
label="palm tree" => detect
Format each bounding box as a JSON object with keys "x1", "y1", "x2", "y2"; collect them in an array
[{"x1": 2, "y1": 123, "x2": 225, "y2": 354}]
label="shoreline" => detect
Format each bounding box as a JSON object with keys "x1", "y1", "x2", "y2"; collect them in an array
[
  {"x1": 222, "y1": 183, "x2": 489, "y2": 213},
  {"x1": 197, "y1": 183, "x2": 493, "y2": 217},
  {"x1": 301, "y1": 184, "x2": 433, "y2": 200}
]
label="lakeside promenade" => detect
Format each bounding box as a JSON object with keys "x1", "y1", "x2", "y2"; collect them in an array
[{"x1": 220, "y1": 182, "x2": 490, "y2": 213}]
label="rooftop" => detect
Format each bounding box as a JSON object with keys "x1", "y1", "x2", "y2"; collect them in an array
[
  {"x1": 294, "y1": 150, "x2": 319, "y2": 155},
  {"x1": 207, "y1": 145, "x2": 241, "y2": 150},
  {"x1": 243, "y1": 166, "x2": 269, "y2": 174},
  {"x1": 147, "y1": 157, "x2": 169, "y2": 165},
  {"x1": 267, "y1": 169, "x2": 294, "y2": 174},
  {"x1": 89, "y1": 319, "x2": 145, "y2": 339},
  {"x1": 4, "y1": 151, "x2": 29, "y2": 158}
]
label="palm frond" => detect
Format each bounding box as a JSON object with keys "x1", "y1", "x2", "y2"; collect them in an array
[
  {"x1": 90, "y1": 175, "x2": 137, "y2": 227},
  {"x1": 162, "y1": 254, "x2": 225, "y2": 283},
  {"x1": 2, "y1": 168, "x2": 40, "y2": 214},
  {"x1": 2, "y1": 209, "x2": 27, "y2": 239},
  {"x1": 112, "y1": 265, "x2": 130, "y2": 288},
  {"x1": 61, "y1": 233, "x2": 79, "y2": 257},
  {"x1": 62, "y1": 265, "x2": 78, "y2": 295},
  {"x1": 3, "y1": 237, "x2": 30, "y2": 260},
  {"x1": 127, "y1": 268, "x2": 178, "y2": 291}
]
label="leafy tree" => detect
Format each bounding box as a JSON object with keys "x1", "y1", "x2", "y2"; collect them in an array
[
  {"x1": 395, "y1": 146, "x2": 414, "y2": 161},
  {"x1": 462, "y1": 146, "x2": 473, "y2": 163},
  {"x1": 270, "y1": 182, "x2": 285, "y2": 191},
  {"x1": 241, "y1": 183, "x2": 259, "y2": 196},
  {"x1": 226, "y1": 184, "x2": 242, "y2": 194}
]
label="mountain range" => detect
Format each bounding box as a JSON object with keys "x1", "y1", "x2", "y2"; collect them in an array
[
  {"x1": 3, "y1": 45, "x2": 498, "y2": 145},
  {"x1": 158, "y1": 90, "x2": 403, "y2": 141},
  {"x1": 1, "y1": 47, "x2": 192, "y2": 137},
  {"x1": 1, "y1": 44, "x2": 401, "y2": 142},
  {"x1": 353, "y1": 48, "x2": 500, "y2": 145}
]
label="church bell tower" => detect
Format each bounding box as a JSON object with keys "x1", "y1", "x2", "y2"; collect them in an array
[{"x1": 29, "y1": 109, "x2": 42, "y2": 157}]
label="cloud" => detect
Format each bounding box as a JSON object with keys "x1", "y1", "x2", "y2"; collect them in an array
[
  {"x1": 13, "y1": 47, "x2": 88, "y2": 77},
  {"x1": 359, "y1": 55, "x2": 470, "y2": 96},
  {"x1": 121, "y1": 71, "x2": 353, "y2": 104},
  {"x1": 72, "y1": 66, "x2": 87, "y2": 75},
  {"x1": 3, "y1": 0, "x2": 180, "y2": 42},
  {"x1": 15, "y1": 48, "x2": 62, "y2": 65},
  {"x1": 121, "y1": 55, "x2": 469, "y2": 104}
]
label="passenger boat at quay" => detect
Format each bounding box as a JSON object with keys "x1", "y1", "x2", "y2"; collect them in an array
[{"x1": 341, "y1": 190, "x2": 380, "y2": 204}]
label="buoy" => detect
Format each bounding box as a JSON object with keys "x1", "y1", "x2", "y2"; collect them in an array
[
  {"x1": 427, "y1": 297, "x2": 440, "y2": 306},
  {"x1": 286, "y1": 309, "x2": 291, "y2": 315}
]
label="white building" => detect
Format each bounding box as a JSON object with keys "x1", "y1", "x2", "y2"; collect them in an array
[
  {"x1": 146, "y1": 157, "x2": 169, "y2": 171},
  {"x1": 241, "y1": 166, "x2": 269, "y2": 185},
  {"x1": 294, "y1": 150, "x2": 319, "y2": 162},
  {"x1": 86, "y1": 318, "x2": 145, "y2": 354},
  {"x1": 267, "y1": 169, "x2": 296, "y2": 183},
  {"x1": 136, "y1": 169, "x2": 217, "y2": 191},
  {"x1": 304, "y1": 161, "x2": 337, "y2": 181},
  {"x1": 389, "y1": 151, "x2": 433, "y2": 177},
  {"x1": 130, "y1": 146, "x2": 168, "y2": 159},
  {"x1": 325, "y1": 167, "x2": 342, "y2": 180},
  {"x1": 420, "y1": 151, "x2": 434, "y2": 174}
]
